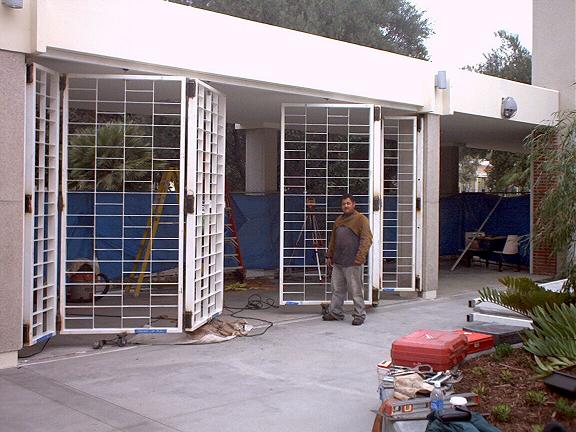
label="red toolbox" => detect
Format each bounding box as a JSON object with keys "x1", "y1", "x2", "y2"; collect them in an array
[
  {"x1": 391, "y1": 330, "x2": 468, "y2": 371},
  {"x1": 454, "y1": 330, "x2": 494, "y2": 354}
]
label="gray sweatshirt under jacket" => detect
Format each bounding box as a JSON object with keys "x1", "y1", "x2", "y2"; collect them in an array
[{"x1": 332, "y1": 226, "x2": 360, "y2": 267}]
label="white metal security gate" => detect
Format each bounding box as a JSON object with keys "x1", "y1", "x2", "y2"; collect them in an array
[
  {"x1": 61, "y1": 75, "x2": 186, "y2": 333},
  {"x1": 280, "y1": 104, "x2": 374, "y2": 305},
  {"x1": 185, "y1": 81, "x2": 226, "y2": 330},
  {"x1": 23, "y1": 64, "x2": 60, "y2": 345},
  {"x1": 380, "y1": 117, "x2": 418, "y2": 291}
]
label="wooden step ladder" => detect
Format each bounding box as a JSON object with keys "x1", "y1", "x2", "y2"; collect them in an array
[{"x1": 224, "y1": 189, "x2": 246, "y2": 281}]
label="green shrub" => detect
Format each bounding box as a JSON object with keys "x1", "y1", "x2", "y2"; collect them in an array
[
  {"x1": 525, "y1": 390, "x2": 547, "y2": 406},
  {"x1": 493, "y1": 343, "x2": 514, "y2": 361},
  {"x1": 471, "y1": 384, "x2": 488, "y2": 397},
  {"x1": 499, "y1": 369, "x2": 513, "y2": 383},
  {"x1": 479, "y1": 276, "x2": 572, "y2": 317},
  {"x1": 555, "y1": 398, "x2": 576, "y2": 419},
  {"x1": 471, "y1": 366, "x2": 487, "y2": 377},
  {"x1": 531, "y1": 425, "x2": 544, "y2": 432},
  {"x1": 491, "y1": 404, "x2": 512, "y2": 422}
]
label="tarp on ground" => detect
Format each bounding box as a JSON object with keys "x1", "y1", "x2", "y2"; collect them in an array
[{"x1": 439, "y1": 193, "x2": 530, "y2": 265}]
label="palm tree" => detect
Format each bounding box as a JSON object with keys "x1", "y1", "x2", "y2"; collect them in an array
[{"x1": 67, "y1": 123, "x2": 179, "y2": 192}]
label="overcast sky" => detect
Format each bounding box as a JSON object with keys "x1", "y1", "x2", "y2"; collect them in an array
[{"x1": 410, "y1": 0, "x2": 532, "y2": 70}]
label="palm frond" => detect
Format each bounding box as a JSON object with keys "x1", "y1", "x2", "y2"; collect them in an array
[
  {"x1": 68, "y1": 122, "x2": 174, "y2": 191},
  {"x1": 478, "y1": 276, "x2": 572, "y2": 316},
  {"x1": 524, "y1": 303, "x2": 576, "y2": 375}
]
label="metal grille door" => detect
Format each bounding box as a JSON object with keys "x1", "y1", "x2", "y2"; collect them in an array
[
  {"x1": 23, "y1": 65, "x2": 60, "y2": 345},
  {"x1": 185, "y1": 81, "x2": 226, "y2": 331},
  {"x1": 280, "y1": 104, "x2": 374, "y2": 305},
  {"x1": 61, "y1": 75, "x2": 186, "y2": 333},
  {"x1": 381, "y1": 117, "x2": 417, "y2": 291}
]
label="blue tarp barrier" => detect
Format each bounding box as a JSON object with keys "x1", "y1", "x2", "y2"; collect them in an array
[
  {"x1": 66, "y1": 192, "x2": 280, "y2": 275},
  {"x1": 68, "y1": 192, "x2": 526, "y2": 273},
  {"x1": 383, "y1": 196, "x2": 398, "y2": 259},
  {"x1": 439, "y1": 193, "x2": 531, "y2": 265},
  {"x1": 230, "y1": 193, "x2": 373, "y2": 269},
  {"x1": 229, "y1": 193, "x2": 280, "y2": 270},
  {"x1": 67, "y1": 192, "x2": 180, "y2": 280}
]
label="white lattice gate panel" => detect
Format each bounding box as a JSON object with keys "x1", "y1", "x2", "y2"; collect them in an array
[
  {"x1": 280, "y1": 104, "x2": 374, "y2": 305},
  {"x1": 23, "y1": 64, "x2": 60, "y2": 345},
  {"x1": 381, "y1": 117, "x2": 417, "y2": 291},
  {"x1": 61, "y1": 75, "x2": 186, "y2": 333},
  {"x1": 185, "y1": 81, "x2": 226, "y2": 331}
]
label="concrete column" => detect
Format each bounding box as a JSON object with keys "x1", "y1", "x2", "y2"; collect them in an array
[
  {"x1": 0, "y1": 50, "x2": 25, "y2": 368},
  {"x1": 245, "y1": 128, "x2": 278, "y2": 194},
  {"x1": 533, "y1": 0, "x2": 576, "y2": 112},
  {"x1": 421, "y1": 115, "x2": 440, "y2": 299},
  {"x1": 439, "y1": 145, "x2": 460, "y2": 197}
]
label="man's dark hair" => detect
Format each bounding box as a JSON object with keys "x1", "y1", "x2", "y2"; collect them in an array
[{"x1": 340, "y1": 193, "x2": 356, "y2": 203}]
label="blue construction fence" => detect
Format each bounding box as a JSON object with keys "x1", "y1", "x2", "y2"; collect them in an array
[
  {"x1": 228, "y1": 193, "x2": 280, "y2": 270},
  {"x1": 439, "y1": 193, "x2": 531, "y2": 265},
  {"x1": 232, "y1": 192, "x2": 531, "y2": 269},
  {"x1": 230, "y1": 194, "x2": 397, "y2": 269},
  {"x1": 65, "y1": 192, "x2": 280, "y2": 278},
  {"x1": 66, "y1": 192, "x2": 180, "y2": 281},
  {"x1": 66, "y1": 192, "x2": 531, "y2": 275}
]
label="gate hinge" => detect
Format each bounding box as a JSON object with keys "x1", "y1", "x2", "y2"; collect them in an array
[
  {"x1": 373, "y1": 194, "x2": 381, "y2": 212},
  {"x1": 374, "y1": 106, "x2": 382, "y2": 122},
  {"x1": 415, "y1": 197, "x2": 421, "y2": 211},
  {"x1": 185, "y1": 193, "x2": 195, "y2": 214},
  {"x1": 184, "y1": 311, "x2": 192, "y2": 329},
  {"x1": 417, "y1": 114, "x2": 424, "y2": 132},
  {"x1": 415, "y1": 276, "x2": 421, "y2": 292},
  {"x1": 60, "y1": 74, "x2": 67, "y2": 91},
  {"x1": 187, "y1": 80, "x2": 196, "y2": 98},
  {"x1": 26, "y1": 63, "x2": 34, "y2": 84},
  {"x1": 24, "y1": 194, "x2": 33, "y2": 214},
  {"x1": 58, "y1": 192, "x2": 65, "y2": 212},
  {"x1": 22, "y1": 323, "x2": 30, "y2": 345}
]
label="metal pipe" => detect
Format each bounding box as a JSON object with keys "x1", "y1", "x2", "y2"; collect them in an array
[{"x1": 450, "y1": 196, "x2": 503, "y2": 271}]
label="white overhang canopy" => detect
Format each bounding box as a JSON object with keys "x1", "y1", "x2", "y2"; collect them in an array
[{"x1": 2, "y1": 0, "x2": 559, "y2": 152}]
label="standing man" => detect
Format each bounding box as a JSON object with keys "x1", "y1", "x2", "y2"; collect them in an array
[{"x1": 323, "y1": 194, "x2": 373, "y2": 326}]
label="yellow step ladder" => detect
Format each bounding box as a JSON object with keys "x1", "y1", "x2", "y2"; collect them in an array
[{"x1": 125, "y1": 170, "x2": 179, "y2": 296}]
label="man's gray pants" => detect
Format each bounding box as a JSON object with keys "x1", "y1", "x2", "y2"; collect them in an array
[{"x1": 328, "y1": 264, "x2": 366, "y2": 320}]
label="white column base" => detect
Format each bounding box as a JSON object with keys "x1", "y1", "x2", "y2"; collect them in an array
[
  {"x1": 420, "y1": 290, "x2": 437, "y2": 300},
  {"x1": 0, "y1": 351, "x2": 18, "y2": 369}
]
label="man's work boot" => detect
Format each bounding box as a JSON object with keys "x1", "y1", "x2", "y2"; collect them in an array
[
  {"x1": 352, "y1": 317, "x2": 364, "y2": 326},
  {"x1": 322, "y1": 313, "x2": 343, "y2": 321}
]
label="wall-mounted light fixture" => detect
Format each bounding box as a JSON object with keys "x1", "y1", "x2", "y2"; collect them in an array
[
  {"x1": 2, "y1": 0, "x2": 23, "y2": 8},
  {"x1": 501, "y1": 97, "x2": 518, "y2": 119},
  {"x1": 435, "y1": 71, "x2": 447, "y2": 90}
]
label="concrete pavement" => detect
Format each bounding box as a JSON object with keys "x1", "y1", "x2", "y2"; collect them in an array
[{"x1": 0, "y1": 266, "x2": 529, "y2": 432}]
